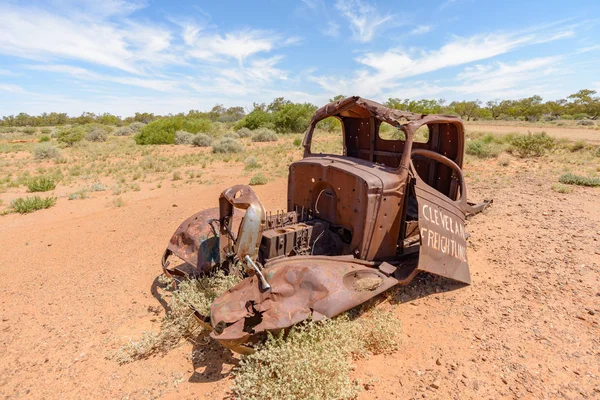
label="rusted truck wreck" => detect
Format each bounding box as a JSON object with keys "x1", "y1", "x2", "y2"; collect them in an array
[{"x1": 161, "y1": 96, "x2": 490, "y2": 353}]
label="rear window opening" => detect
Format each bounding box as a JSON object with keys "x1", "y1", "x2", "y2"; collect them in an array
[{"x1": 378, "y1": 123, "x2": 430, "y2": 143}]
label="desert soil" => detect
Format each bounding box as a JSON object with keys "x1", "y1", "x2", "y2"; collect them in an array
[{"x1": 1, "y1": 146, "x2": 599, "y2": 399}]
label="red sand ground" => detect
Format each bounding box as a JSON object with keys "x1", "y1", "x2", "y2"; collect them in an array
[{"x1": 1, "y1": 155, "x2": 599, "y2": 399}]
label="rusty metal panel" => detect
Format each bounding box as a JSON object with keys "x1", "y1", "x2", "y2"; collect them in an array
[
  {"x1": 209, "y1": 256, "x2": 399, "y2": 347},
  {"x1": 412, "y1": 173, "x2": 470, "y2": 284}
]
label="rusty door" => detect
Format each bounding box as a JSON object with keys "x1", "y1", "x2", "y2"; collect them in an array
[{"x1": 409, "y1": 149, "x2": 471, "y2": 284}]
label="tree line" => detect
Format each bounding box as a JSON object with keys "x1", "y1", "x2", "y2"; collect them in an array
[{"x1": 1, "y1": 89, "x2": 598, "y2": 129}]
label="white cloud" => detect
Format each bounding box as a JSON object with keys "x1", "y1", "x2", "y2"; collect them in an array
[
  {"x1": 0, "y1": 84, "x2": 25, "y2": 93},
  {"x1": 335, "y1": 0, "x2": 394, "y2": 42},
  {"x1": 184, "y1": 27, "x2": 290, "y2": 65},
  {"x1": 26, "y1": 64, "x2": 182, "y2": 93},
  {"x1": 410, "y1": 25, "x2": 432, "y2": 35},
  {"x1": 311, "y1": 24, "x2": 575, "y2": 98},
  {"x1": 322, "y1": 21, "x2": 341, "y2": 38},
  {"x1": 451, "y1": 56, "x2": 564, "y2": 97},
  {"x1": 0, "y1": 4, "x2": 146, "y2": 74}
]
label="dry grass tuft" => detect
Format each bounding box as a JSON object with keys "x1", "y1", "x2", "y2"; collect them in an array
[
  {"x1": 114, "y1": 271, "x2": 240, "y2": 364},
  {"x1": 232, "y1": 308, "x2": 402, "y2": 400}
]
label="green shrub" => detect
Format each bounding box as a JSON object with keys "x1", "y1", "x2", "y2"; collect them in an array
[
  {"x1": 85, "y1": 127, "x2": 108, "y2": 142},
  {"x1": 0, "y1": 127, "x2": 14, "y2": 134},
  {"x1": 272, "y1": 103, "x2": 317, "y2": 133},
  {"x1": 235, "y1": 109, "x2": 273, "y2": 130},
  {"x1": 251, "y1": 128, "x2": 278, "y2": 142},
  {"x1": 22, "y1": 127, "x2": 36, "y2": 134},
  {"x1": 466, "y1": 140, "x2": 503, "y2": 158},
  {"x1": 293, "y1": 137, "x2": 302, "y2": 146},
  {"x1": 236, "y1": 127, "x2": 253, "y2": 138},
  {"x1": 57, "y1": 126, "x2": 85, "y2": 146},
  {"x1": 135, "y1": 117, "x2": 213, "y2": 145},
  {"x1": 115, "y1": 126, "x2": 134, "y2": 136},
  {"x1": 316, "y1": 117, "x2": 341, "y2": 132},
  {"x1": 561, "y1": 114, "x2": 573, "y2": 120},
  {"x1": 26, "y1": 176, "x2": 57, "y2": 192},
  {"x1": 175, "y1": 130, "x2": 193, "y2": 145},
  {"x1": 508, "y1": 132, "x2": 555, "y2": 157},
  {"x1": 559, "y1": 173, "x2": 600, "y2": 187},
  {"x1": 192, "y1": 133, "x2": 213, "y2": 147},
  {"x1": 33, "y1": 143, "x2": 61, "y2": 159},
  {"x1": 249, "y1": 173, "x2": 268, "y2": 185},
  {"x1": 11, "y1": 196, "x2": 56, "y2": 214},
  {"x1": 39, "y1": 135, "x2": 50, "y2": 142},
  {"x1": 212, "y1": 138, "x2": 244, "y2": 153},
  {"x1": 40, "y1": 127, "x2": 52, "y2": 134},
  {"x1": 573, "y1": 113, "x2": 588, "y2": 120}
]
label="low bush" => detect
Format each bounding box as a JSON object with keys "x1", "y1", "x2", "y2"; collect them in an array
[
  {"x1": 40, "y1": 127, "x2": 52, "y2": 134},
  {"x1": 68, "y1": 189, "x2": 88, "y2": 200},
  {"x1": 39, "y1": 135, "x2": 50, "y2": 142},
  {"x1": 223, "y1": 132, "x2": 240, "y2": 139},
  {"x1": 33, "y1": 143, "x2": 61, "y2": 159},
  {"x1": 232, "y1": 309, "x2": 401, "y2": 400},
  {"x1": 57, "y1": 126, "x2": 85, "y2": 146},
  {"x1": 577, "y1": 120, "x2": 594, "y2": 126},
  {"x1": 251, "y1": 128, "x2": 278, "y2": 142},
  {"x1": 569, "y1": 140, "x2": 588, "y2": 152},
  {"x1": 85, "y1": 127, "x2": 108, "y2": 142},
  {"x1": 508, "y1": 132, "x2": 555, "y2": 157},
  {"x1": 212, "y1": 138, "x2": 244, "y2": 153},
  {"x1": 129, "y1": 122, "x2": 146, "y2": 132},
  {"x1": 26, "y1": 176, "x2": 57, "y2": 192},
  {"x1": 192, "y1": 133, "x2": 212, "y2": 147},
  {"x1": 22, "y1": 127, "x2": 36, "y2": 134},
  {"x1": 114, "y1": 126, "x2": 134, "y2": 136},
  {"x1": 136, "y1": 117, "x2": 213, "y2": 145},
  {"x1": 466, "y1": 140, "x2": 503, "y2": 158},
  {"x1": 0, "y1": 127, "x2": 14, "y2": 134},
  {"x1": 551, "y1": 183, "x2": 573, "y2": 194},
  {"x1": 11, "y1": 196, "x2": 56, "y2": 214},
  {"x1": 293, "y1": 137, "x2": 302, "y2": 146},
  {"x1": 236, "y1": 127, "x2": 253, "y2": 138},
  {"x1": 175, "y1": 130, "x2": 194, "y2": 145},
  {"x1": 249, "y1": 173, "x2": 268, "y2": 185},
  {"x1": 573, "y1": 113, "x2": 588, "y2": 120},
  {"x1": 244, "y1": 156, "x2": 261, "y2": 170},
  {"x1": 559, "y1": 173, "x2": 600, "y2": 187}
]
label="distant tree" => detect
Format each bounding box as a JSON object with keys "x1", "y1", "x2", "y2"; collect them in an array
[
  {"x1": 544, "y1": 99, "x2": 567, "y2": 119},
  {"x1": 267, "y1": 97, "x2": 292, "y2": 113},
  {"x1": 449, "y1": 100, "x2": 481, "y2": 121},
  {"x1": 486, "y1": 100, "x2": 502, "y2": 120},
  {"x1": 517, "y1": 95, "x2": 545, "y2": 122},
  {"x1": 329, "y1": 95, "x2": 346, "y2": 102},
  {"x1": 568, "y1": 89, "x2": 600, "y2": 119}
]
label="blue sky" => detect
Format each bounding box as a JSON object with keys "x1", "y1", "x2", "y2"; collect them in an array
[{"x1": 0, "y1": 0, "x2": 599, "y2": 116}]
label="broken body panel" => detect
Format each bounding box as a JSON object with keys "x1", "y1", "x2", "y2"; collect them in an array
[{"x1": 162, "y1": 96, "x2": 490, "y2": 353}]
